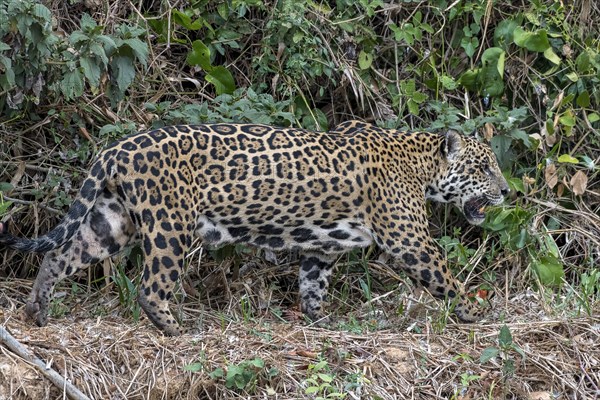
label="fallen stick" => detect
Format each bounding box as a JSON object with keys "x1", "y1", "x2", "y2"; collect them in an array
[{"x1": 0, "y1": 325, "x2": 91, "y2": 400}]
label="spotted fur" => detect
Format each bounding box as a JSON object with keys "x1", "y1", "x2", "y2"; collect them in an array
[{"x1": 0, "y1": 121, "x2": 509, "y2": 335}]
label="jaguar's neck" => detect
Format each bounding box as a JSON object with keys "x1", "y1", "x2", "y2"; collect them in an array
[{"x1": 383, "y1": 131, "x2": 446, "y2": 186}]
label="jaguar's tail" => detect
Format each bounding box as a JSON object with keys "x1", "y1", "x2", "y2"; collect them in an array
[{"x1": 0, "y1": 158, "x2": 113, "y2": 253}]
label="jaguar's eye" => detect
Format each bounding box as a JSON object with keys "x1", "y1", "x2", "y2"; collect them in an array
[{"x1": 482, "y1": 163, "x2": 492, "y2": 175}]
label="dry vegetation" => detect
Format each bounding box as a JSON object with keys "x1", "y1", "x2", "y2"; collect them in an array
[
  {"x1": 1, "y1": 0, "x2": 599, "y2": 399},
  {"x1": 1, "y1": 261, "x2": 599, "y2": 399}
]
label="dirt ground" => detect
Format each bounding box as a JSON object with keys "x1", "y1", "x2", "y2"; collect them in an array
[{"x1": 0, "y1": 274, "x2": 598, "y2": 400}]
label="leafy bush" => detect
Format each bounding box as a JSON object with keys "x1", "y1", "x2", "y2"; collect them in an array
[{"x1": 0, "y1": 0, "x2": 147, "y2": 115}]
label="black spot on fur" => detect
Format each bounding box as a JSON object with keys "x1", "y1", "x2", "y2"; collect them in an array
[
  {"x1": 402, "y1": 253, "x2": 418, "y2": 266},
  {"x1": 328, "y1": 229, "x2": 351, "y2": 240},
  {"x1": 204, "y1": 229, "x2": 222, "y2": 243}
]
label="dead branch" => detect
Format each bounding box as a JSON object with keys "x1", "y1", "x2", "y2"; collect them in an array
[{"x1": 0, "y1": 325, "x2": 91, "y2": 400}]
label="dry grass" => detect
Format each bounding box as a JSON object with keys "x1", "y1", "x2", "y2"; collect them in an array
[{"x1": 1, "y1": 266, "x2": 598, "y2": 400}]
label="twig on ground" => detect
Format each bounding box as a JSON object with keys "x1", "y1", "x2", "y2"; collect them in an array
[{"x1": 0, "y1": 325, "x2": 91, "y2": 400}]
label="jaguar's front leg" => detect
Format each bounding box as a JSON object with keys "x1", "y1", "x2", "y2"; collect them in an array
[
  {"x1": 374, "y1": 196, "x2": 486, "y2": 322},
  {"x1": 390, "y1": 235, "x2": 485, "y2": 322}
]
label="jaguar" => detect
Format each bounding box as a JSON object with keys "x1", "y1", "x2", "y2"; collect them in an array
[{"x1": 0, "y1": 121, "x2": 509, "y2": 335}]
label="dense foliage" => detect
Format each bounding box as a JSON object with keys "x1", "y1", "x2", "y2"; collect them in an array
[{"x1": 0, "y1": 0, "x2": 598, "y2": 311}]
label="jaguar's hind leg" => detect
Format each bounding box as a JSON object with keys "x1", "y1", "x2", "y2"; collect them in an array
[
  {"x1": 25, "y1": 191, "x2": 135, "y2": 326},
  {"x1": 298, "y1": 252, "x2": 337, "y2": 323},
  {"x1": 137, "y1": 226, "x2": 193, "y2": 336}
]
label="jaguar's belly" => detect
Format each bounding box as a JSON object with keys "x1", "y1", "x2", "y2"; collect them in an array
[{"x1": 195, "y1": 215, "x2": 373, "y2": 253}]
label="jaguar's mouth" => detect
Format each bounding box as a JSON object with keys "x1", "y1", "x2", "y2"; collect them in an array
[{"x1": 463, "y1": 196, "x2": 490, "y2": 225}]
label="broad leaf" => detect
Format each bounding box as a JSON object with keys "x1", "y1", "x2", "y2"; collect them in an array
[
  {"x1": 480, "y1": 347, "x2": 499, "y2": 363},
  {"x1": 111, "y1": 54, "x2": 136, "y2": 91},
  {"x1": 186, "y1": 40, "x2": 212, "y2": 70},
  {"x1": 498, "y1": 325, "x2": 513, "y2": 347},
  {"x1": 513, "y1": 27, "x2": 550, "y2": 52},
  {"x1": 544, "y1": 47, "x2": 561, "y2": 65},
  {"x1": 80, "y1": 56, "x2": 101, "y2": 87},
  {"x1": 557, "y1": 154, "x2": 578, "y2": 164},
  {"x1": 358, "y1": 50, "x2": 373, "y2": 70},
  {"x1": 61, "y1": 69, "x2": 84, "y2": 99},
  {"x1": 172, "y1": 10, "x2": 203, "y2": 30},
  {"x1": 122, "y1": 38, "x2": 149, "y2": 66},
  {"x1": 206, "y1": 66, "x2": 235, "y2": 95},
  {"x1": 531, "y1": 254, "x2": 564, "y2": 286},
  {"x1": 494, "y1": 19, "x2": 518, "y2": 49},
  {"x1": 481, "y1": 47, "x2": 505, "y2": 77}
]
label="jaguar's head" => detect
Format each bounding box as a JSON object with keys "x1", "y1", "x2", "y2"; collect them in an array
[{"x1": 427, "y1": 130, "x2": 510, "y2": 225}]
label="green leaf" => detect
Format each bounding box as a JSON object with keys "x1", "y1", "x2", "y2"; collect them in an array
[
  {"x1": 565, "y1": 72, "x2": 578, "y2": 82},
  {"x1": 0, "y1": 182, "x2": 14, "y2": 192},
  {"x1": 186, "y1": 40, "x2": 212, "y2": 70},
  {"x1": 401, "y1": 79, "x2": 416, "y2": 96},
  {"x1": 577, "y1": 91, "x2": 590, "y2": 107},
  {"x1": 587, "y1": 112, "x2": 600, "y2": 123},
  {"x1": 183, "y1": 363, "x2": 203, "y2": 372},
  {"x1": 558, "y1": 114, "x2": 576, "y2": 128},
  {"x1": 0, "y1": 55, "x2": 15, "y2": 86},
  {"x1": 479, "y1": 62, "x2": 504, "y2": 97},
  {"x1": 80, "y1": 56, "x2": 101, "y2": 87},
  {"x1": 111, "y1": 54, "x2": 136, "y2": 91},
  {"x1": 318, "y1": 373, "x2": 334, "y2": 383},
  {"x1": 494, "y1": 19, "x2": 518, "y2": 49},
  {"x1": 250, "y1": 358, "x2": 264, "y2": 368},
  {"x1": 543, "y1": 47, "x2": 561, "y2": 65},
  {"x1": 61, "y1": 69, "x2": 84, "y2": 99},
  {"x1": 358, "y1": 50, "x2": 373, "y2": 70},
  {"x1": 498, "y1": 325, "x2": 513, "y2": 347},
  {"x1": 459, "y1": 69, "x2": 480, "y2": 91},
  {"x1": 461, "y1": 36, "x2": 479, "y2": 58},
  {"x1": 206, "y1": 66, "x2": 235, "y2": 95},
  {"x1": 99, "y1": 124, "x2": 117, "y2": 136},
  {"x1": 508, "y1": 129, "x2": 533, "y2": 148},
  {"x1": 69, "y1": 31, "x2": 90, "y2": 46},
  {"x1": 503, "y1": 359, "x2": 515, "y2": 376},
  {"x1": 541, "y1": 233, "x2": 560, "y2": 258},
  {"x1": 531, "y1": 254, "x2": 564, "y2": 286},
  {"x1": 209, "y1": 368, "x2": 224, "y2": 379},
  {"x1": 513, "y1": 27, "x2": 550, "y2": 52},
  {"x1": 96, "y1": 35, "x2": 117, "y2": 54},
  {"x1": 481, "y1": 47, "x2": 505, "y2": 77},
  {"x1": 122, "y1": 38, "x2": 149, "y2": 66},
  {"x1": 217, "y1": 3, "x2": 229, "y2": 19},
  {"x1": 557, "y1": 154, "x2": 579, "y2": 164},
  {"x1": 576, "y1": 51, "x2": 590, "y2": 72},
  {"x1": 508, "y1": 177, "x2": 525, "y2": 194},
  {"x1": 89, "y1": 42, "x2": 109, "y2": 66},
  {"x1": 412, "y1": 91, "x2": 427, "y2": 103},
  {"x1": 407, "y1": 99, "x2": 419, "y2": 115},
  {"x1": 513, "y1": 345, "x2": 526, "y2": 359},
  {"x1": 480, "y1": 347, "x2": 499, "y2": 363},
  {"x1": 0, "y1": 200, "x2": 12, "y2": 215},
  {"x1": 305, "y1": 387, "x2": 320, "y2": 394},
  {"x1": 32, "y1": 3, "x2": 51, "y2": 20},
  {"x1": 440, "y1": 75, "x2": 458, "y2": 90},
  {"x1": 172, "y1": 10, "x2": 203, "y2": 30},
  {"x1": 0, "y1": 43, "x2": 11, "y2": 51},
  {"x1": 580, "y1": 155, "x2": 595, "y2": 169},
  {"x1": 490, "y1": 135, "x2": 515, "y2": 170},
  {"x1": 80, "y1": 13, "x2": 97, "y2": 31}
]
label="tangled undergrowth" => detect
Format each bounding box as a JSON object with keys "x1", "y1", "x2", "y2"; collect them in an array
[{"x1": 0, "y1": 0, "x2": 599, "y2": 399}]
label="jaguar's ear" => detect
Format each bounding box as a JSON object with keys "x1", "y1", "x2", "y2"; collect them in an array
[{"x1": 442, "y1": 130, "x2": 464, "y2": 161}]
